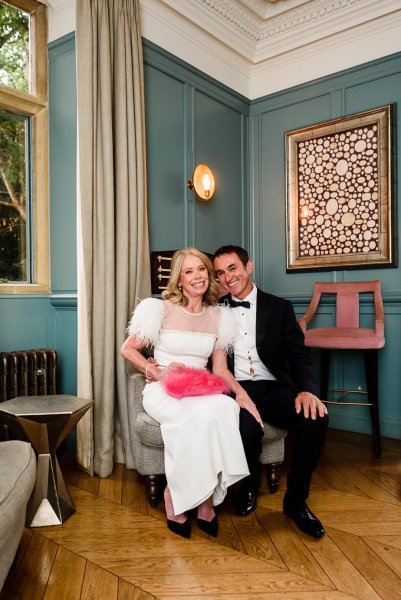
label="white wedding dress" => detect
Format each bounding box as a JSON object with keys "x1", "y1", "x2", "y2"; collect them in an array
[{"x1": 128, "y1": 298, "x2": 249, "y2": 515}]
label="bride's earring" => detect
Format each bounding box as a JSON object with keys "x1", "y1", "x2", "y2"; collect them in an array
[{"x1": 178, "y1": 282, "x2": 182, "y2": 290}]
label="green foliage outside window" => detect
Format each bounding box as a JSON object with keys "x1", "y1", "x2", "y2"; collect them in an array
[
  {"x1": 0, "y1": 1, "x2": 29, "y2": 283},
  {"x1": 0, "y1": 113, "x2": 27, "y2": 282},
  {"x1": 0, "y1": 2, "x2": 29, "y2": 92}
]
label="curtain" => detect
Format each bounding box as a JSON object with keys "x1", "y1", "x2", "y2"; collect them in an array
[{"x1": 75, "y1": 0, "x2": 151, "y2": 477}]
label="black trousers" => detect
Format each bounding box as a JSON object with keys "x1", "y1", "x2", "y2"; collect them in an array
[{"x1": 239, "y1": 379, "x2": 329, "y2": 506}]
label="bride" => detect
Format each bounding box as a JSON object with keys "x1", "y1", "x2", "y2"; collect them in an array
[{"x1": 121, "y1": 247, "x2": 262, "y2": 538}]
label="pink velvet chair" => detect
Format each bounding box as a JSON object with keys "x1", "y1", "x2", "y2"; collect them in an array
[{"x1": 299, "y1": 281, "x2": 385, "y2": 456}]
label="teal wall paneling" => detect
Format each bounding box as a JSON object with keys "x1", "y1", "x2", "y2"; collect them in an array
[
  {"x1": 53, "y1": 301, "x2": 78, "y2": 396},
  {"x1": 144, "y1": 65, "x2": 187, "y2": 251},
  {"x1": 193, "y1": 90, "x2": 246, "y2": 254},
  {"x1": 0, "y1": 297, "x2": 55, "y2": 352},
  {"x1": 143, "y1": 41, "x2": 249, "y2": 114},
  {"x1": 249, "y1": 52, "x2": 401, "y2": 439},
  {"x1": 49, "y1": 34, "x2": 77, "y2": 294},
  {"x1": 143, "y1": 40, "x2": 250, "y2": 255},
  {"x1": 48, "y1": 34, "x2": 78, "y2": 397}
]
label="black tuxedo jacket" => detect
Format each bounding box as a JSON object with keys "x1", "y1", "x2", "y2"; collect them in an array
[{"x1": 221, "y1": 287, "x2": 318, "y2": 396}]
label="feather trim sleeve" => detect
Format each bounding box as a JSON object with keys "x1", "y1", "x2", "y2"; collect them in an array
[
  {"x1": 127, "y1": 297, "x2": 165, "y2": 346},
  {"x1": 215, "y1": 305, "x2": 238, "y2": 351}
]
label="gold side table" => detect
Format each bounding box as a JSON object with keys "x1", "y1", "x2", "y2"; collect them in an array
[{"x1": 0, "y1": 394, "x2": 93, "y2": 527}]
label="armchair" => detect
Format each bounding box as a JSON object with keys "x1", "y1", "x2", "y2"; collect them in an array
[{"x1": 126, "y1": 370, "x2": 287, "y2": 507}]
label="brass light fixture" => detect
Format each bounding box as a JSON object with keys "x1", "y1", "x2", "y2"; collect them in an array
[{"x1": 188, "y1": 164, "x2": 215, "y2": 201}]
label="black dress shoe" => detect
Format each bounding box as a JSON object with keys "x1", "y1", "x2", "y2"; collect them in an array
[
  {"x1": 236, "y1": 487, "x2": 257, "y2": 516},
  {"x1": 197, "y1": 515, "x2": 219, "y2": 537},
  {"x1": 167, "y1": 518, "x2": 191, "y2": 538},
  {"x1": 283, "y1": 500, "x2": 325, "y2": 538}
]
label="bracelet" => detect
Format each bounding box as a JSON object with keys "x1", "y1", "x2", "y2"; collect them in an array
[{"x1": 145, "y1": 362, "x2": 157, "y2": 382}]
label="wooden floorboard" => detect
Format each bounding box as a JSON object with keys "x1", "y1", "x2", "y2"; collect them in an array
[{"x1": 1, "y1": 429, "x2": 401, "y2": 599}]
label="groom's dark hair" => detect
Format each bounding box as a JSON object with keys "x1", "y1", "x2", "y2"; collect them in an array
[{"x1": 213, "y1": 245, "x2": 249, "y2": 267}]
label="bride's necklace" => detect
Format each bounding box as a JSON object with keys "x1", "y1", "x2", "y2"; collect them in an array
[{"x1": 180, "y1": 305, "x2": 205, "y2": 316}]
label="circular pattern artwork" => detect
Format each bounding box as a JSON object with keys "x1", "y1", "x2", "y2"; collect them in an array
[{"x1": 297, "y1": 124, "x2": 379, "y2": 257}]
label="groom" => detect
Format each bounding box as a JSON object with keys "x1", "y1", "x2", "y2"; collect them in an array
[{"x1": 213, "y1": 245, "x2": 329, "y2": 538}]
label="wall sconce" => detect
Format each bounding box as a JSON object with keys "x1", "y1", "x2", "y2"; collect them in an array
[{"x1": 187, "y1": 164, "x2": 215, "y2": 201}]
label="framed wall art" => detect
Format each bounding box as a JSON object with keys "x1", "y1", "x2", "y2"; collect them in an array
[{"x1": 285, "y1": 104, "x2": 397, "y2": 272}]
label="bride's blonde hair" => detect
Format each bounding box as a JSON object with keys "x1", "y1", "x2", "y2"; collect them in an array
[{"x1": 162, "y1": 247, "x2": 219, "y2": 306}]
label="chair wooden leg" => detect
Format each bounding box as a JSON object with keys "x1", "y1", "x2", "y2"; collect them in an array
[
  {"x1": 265, "y1": 462, "x2": 282, "y2": 493},
  {"x1": 145, "y1": 474, "x2": 166, "y2": 507},
  {"x1": 320, "y1": 349, "x2": 330, "y2": 401},
  {"x1": 364, "y1": 349, "x2": 381, "y2": 457}
]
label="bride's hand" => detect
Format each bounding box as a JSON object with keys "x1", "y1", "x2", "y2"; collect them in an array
[
  {"x1": 235, "y1": 389, "x2": 264, "y2": 429},
  {"x1": 146, "y1": 361, "x2": 184, "y2": 383},
  {"x1": 164, "y1": 362, "x2": 185, "y2": 372}
]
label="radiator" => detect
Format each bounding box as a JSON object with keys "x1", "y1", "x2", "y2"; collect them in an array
[
  {"x1": 0, "y1": 349, "x2": 57, "y2": 441},
  {"x1": 0, "y1": 349, "x2": 57, "y2": 403}
]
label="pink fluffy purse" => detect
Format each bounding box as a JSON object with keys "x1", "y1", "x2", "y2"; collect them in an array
[{"x1": 161, "y1": 366, "x2": 230, "y2": 399}]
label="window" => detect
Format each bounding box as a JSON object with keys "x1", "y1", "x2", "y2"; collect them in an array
[{"x1": 0, "y1": 0, "x2": 49, "y2": 293}]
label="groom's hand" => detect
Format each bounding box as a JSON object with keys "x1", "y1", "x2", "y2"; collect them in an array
[{"x1": 295, "y1": 391, "x2": 327, "y2": 419}]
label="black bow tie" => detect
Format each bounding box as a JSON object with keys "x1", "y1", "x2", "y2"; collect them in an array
[{"x1": 229, "y1": 299, "x2": 251, "y2": 309}]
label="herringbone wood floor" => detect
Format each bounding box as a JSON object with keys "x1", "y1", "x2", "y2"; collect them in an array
[{"x1": 1, "y1": 428, "x2": 401, "y2": 600}]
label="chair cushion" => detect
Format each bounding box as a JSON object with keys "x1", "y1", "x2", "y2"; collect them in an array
[
  {"x1": 305, "y1": 327, "x2": 385, "y2": 350},
  {"x1": 134, "y1": 409, "x2": 164, "y2": 447},
  {"x1": 262, "y1": 423, "x2": 287, "y2": 443}
]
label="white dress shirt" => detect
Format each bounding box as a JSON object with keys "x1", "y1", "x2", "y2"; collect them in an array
[{"x1": 230, "y1": 285, "x2": 276, "y2": 382}]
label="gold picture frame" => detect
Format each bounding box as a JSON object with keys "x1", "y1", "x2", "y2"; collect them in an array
[{"x1": 285, "y1": 104, "x2": 397, "y2": 272}]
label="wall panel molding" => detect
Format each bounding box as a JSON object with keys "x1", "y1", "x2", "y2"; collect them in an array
[{"x1": 143, "y1": 39, "x2": 250, "y2": 112}]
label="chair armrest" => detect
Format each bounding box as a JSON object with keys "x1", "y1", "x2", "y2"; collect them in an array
[
  {"x1": 298, "y1": 316, "x2": 307, "y2": 335},
  {"x1": 298, "y1": 287, "x2": 322, "y2": 333},
  {"x1": 375, "y1": 319, "x2": 384, "y2": 338},
  {"x1": 127, "y1": 370, "x2": 146, "y2": 383},
  {"x1": 373, "y1": 283, "x2": 385, "y2": 338},
  {"x1": 299, "y1": 304, "x2": 316, "y2": 333},
  {"x1": 126, "y1": 370, "x2": 146, "y2": 417}
]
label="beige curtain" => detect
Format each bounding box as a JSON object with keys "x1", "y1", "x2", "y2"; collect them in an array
[{"x1": 75, "y1": 0, "x2": 151, "y2": 477}]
